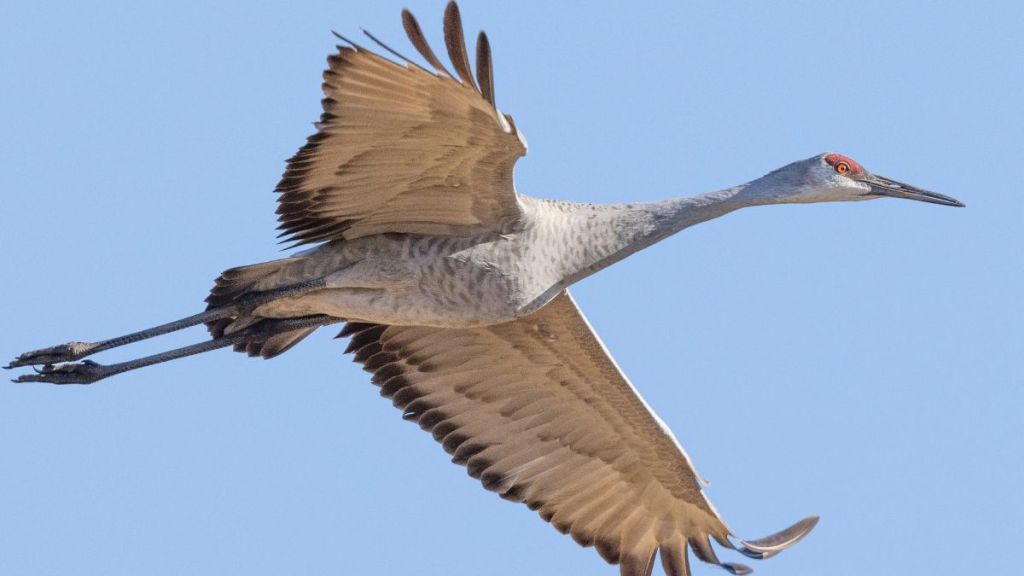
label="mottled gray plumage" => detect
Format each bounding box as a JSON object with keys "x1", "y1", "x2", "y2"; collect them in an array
[{"x1": 8, "y1": 2, "x2": 964, "y2": 575}]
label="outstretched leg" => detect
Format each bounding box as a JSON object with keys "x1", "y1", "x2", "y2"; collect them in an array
[
  {"x1": 5, "y1": 278, "x2": 326, "y2": 369},
  {"x1": 7, "y1": 308, "x2": 237, "y2": 369},
  {"x1": 12, "y1": 314, "x2": 339, "y2": 385}
]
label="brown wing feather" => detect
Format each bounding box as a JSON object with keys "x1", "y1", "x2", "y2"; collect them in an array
[
  {"x1": 442, "y1": 1, "x2": 479, "y2": 91},
  {"x1": 341, "y1": 291, "x2": 816, "y2": 573},
  {"x1": 276, "y1": 3, "x2": 524, "y2": 246},
  {"x1": 476, "y1": 31, "x2": 495, "y2": 106},
  {"x1": 401, "y1": 8, "x2": 452, "y2": 77}
]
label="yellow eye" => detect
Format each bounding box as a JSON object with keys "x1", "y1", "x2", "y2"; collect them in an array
[{"x1": 835, "y1": 162, "x2": 849, "y2": 174}]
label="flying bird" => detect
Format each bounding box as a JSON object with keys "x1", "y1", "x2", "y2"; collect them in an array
[{"x1": 8, "y1": 2, "x2": 964, "y2": 575}]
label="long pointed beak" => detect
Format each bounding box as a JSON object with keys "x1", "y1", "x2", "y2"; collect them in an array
[{"x1": 860, "y1": 173, "x2": 965, "y2": 207}]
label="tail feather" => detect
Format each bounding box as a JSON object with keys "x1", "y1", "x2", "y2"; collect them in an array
[
  {"x1": 234, "y1": 325, "x2": 319, "y2": 359},
  {"x1": 206, "y1": 257, "x2": 304, "y2": 311},
  {"x1": 206, "y1": 256, "x2": 318, "y2": 357}
]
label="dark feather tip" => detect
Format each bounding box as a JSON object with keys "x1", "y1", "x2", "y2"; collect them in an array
[
  {"x1": 734, "y1": 516, "x2": 819, "y2": 560},
  {"x1": 442, "y1": 0, "x2": 479, "y2": 91},
  {"x1": 402, "y1": 6, "x2": 452, "y2": 77}
]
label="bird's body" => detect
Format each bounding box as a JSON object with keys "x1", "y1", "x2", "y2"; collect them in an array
[
  {"x1": 7, "y1": 3, "x2": 964, "y2": 575},
  {"x1": 240, "y1": 194, "x2": 726, "y2": 329},
  {"x1": 247, "y1": 197, "x2": 614, "y2": 328}
]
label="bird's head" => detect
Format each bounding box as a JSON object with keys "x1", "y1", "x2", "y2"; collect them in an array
[{"x1": 750, "y1": 152, "x2": 965, "y2": 207}]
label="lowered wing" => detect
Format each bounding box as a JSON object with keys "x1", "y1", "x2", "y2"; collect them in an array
[{"x1": 342, "y1": 291, "x2": 816, "y2": 575}]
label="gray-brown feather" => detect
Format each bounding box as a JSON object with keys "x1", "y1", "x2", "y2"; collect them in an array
[
  {"x1": 475, "y1": 31, "x2": 495, "y2": 106},
  {"x1": 442, "y1": 1, "x2": 479, "y2": 91},
  {"x1": 401, "y1": 8, "x2": 452, "y2": 77}
]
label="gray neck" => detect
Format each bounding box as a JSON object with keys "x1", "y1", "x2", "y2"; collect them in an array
[{"x1": 557, "y1": 183, "x2": 761, "y2": 286}]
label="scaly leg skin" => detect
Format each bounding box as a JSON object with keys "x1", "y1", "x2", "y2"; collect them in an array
[
  {"x1": 6, "y1": 277, "x2": 329, "y2": 370},
  {"x1": 6, "y1": 342, "x2": 98, "y2": 369},
  {"x1": 11, "y1": 314, "x2": 340, "y2": 385},
  {"x1": 3, "y1": 308, "x2": 234, "y2": 370}
]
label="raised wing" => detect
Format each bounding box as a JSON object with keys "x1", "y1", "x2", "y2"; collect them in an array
[
  {"x1": 341, "y1": 291, "x2": 817, "y2": 575},
  {"x1": 276, "y1": 2, "x2": 527, "y2": 246}
]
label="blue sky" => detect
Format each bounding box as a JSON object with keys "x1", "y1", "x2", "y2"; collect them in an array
[{"x1": 1, "y1": 1, "x2": 1021, "y2": 575}]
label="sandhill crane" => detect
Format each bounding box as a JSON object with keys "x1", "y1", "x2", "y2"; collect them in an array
[{"x1": 8, "y1": 2, "x2": 963, "y2": 574}]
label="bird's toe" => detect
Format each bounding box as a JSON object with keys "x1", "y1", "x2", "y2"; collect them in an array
[
  {"x1": 12, "y1": 359, "x2": 107, "y2": 385},
  {"x1": 6, "y1": 342, "x2": 93, "y2": 368}
]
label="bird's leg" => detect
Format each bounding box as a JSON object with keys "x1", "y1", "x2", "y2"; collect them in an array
[
  {"x1": 5, "y1": 278, "x2": 327, "y2": 368},
  {"x1": 12, "y1": 314, "x2": 340, "y2": 385},
  {"x1": 6, "y1": 308, "x2": 238, "y2": 369}
]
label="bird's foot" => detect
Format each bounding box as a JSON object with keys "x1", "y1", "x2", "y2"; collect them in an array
[
  {"x1": 5, "y1": 342, "x2": 95, "y2": 369},
  {"x1": 12, "y1": 360, "x2": 111, "y2": 385}
]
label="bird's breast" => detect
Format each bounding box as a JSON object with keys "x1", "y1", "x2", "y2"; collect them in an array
[
  {"x1": 300, "y1": 228, "x2": 566, "y2": 328},
  {"x1": 405, "y1": 231, "x2": 557, "y2": 324}
]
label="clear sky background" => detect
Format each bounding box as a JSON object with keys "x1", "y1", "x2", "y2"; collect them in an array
[{"x1": 1, "y1": 2, "x2": 1021, "y2": 575}]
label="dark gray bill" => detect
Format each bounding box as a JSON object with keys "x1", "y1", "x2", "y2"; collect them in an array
[{"x1": 862, "y1": 173, "x2": 965, "y2": 207}]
